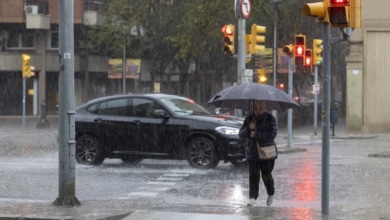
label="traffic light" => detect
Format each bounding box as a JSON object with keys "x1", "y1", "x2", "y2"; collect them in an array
[
  {"x1": 250, "y1": 24, "x2": 266, "y2": 54},
  {"x1": 222, "y1": 24, "x2": 235, "y2": 55},
  {"x1": 278, "y1": 82, "x2": 285, "y2": 90},
  {"x1": 22, "y1": 54, "x2": 33, "y2": 78},
  {"x1": 313, "y1": 39, "x2": 323, "y2": 65},
  {"x1": 301, "y1": 0, "x2": 329, "y2": 23},
  {"x1": 245, "y1": 34, "x2": 252, "y2": 63},
  {"x1": 282, "y1": 44, "x2": 294, "y2": 57},
  {"x1": 294, "y1": 34, "x2": 305, "y2": 66},
  {"x1": 302, "y1": 0, "x2": 361, "y2": 28},
  {"x1": 304, "y1": 49, "x2": 313, "y2": 67},
  {"x1": 294, "y1": 34, "x2": 306, "y2": 57},
  {"x1": 349, "y1": 0, "x2": 361, "y2": 28},
  {"x1": 328, "y1": 0, "x2": 349, "y2": 27},
  {"x1": 257, "y1": 69, "x2": 267, "y2": 83}
]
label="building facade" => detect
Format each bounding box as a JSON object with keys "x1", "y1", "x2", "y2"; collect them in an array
[
  {"x1": 346, "y1": 0, "x2": 390, "y2": 133},
  {"x1": 0, "y1": 0, "x2": 110, "y2": 116}
]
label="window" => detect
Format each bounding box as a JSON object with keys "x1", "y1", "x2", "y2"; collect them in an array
[
  {"x1": 87, "y1": 98, "x2": 131, "y2": 116},
  {"x1": 6, "y1": 30, "x2": 35, "y2": 49},
  {"x1": 47, "y1": 31, "x2": 58, "y2": 49}
]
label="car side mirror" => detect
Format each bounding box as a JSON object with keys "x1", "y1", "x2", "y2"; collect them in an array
[{"x1": 153, "y1": 109, "x2": 169, "y2": 118}]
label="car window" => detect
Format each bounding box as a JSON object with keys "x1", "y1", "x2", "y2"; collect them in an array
[
  {"x1": 133, "y1": 98, "x2": 163, "y2": 117},
  {"x1": 160, "y1": 98, "x2": 210, "y2": 115},
  {"x1": 87, "y1": 98, "x2": 131, "y2": 116}
]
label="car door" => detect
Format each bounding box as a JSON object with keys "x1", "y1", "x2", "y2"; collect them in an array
[
  {"x1": 132, "y1": 98, "x2": 164, "y2": 154},
  {"x1": 134, "y1": 98, "x2": 188, "y2": 157},
  {"x1": 93, "y1": 97, "x2": 140, "y2": 151}
]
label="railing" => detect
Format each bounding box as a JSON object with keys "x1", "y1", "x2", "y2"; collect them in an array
[{"x1": 84, "y1": 0, "x2": 107, "y2": 13}]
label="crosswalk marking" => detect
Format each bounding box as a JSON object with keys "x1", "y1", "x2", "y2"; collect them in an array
[
  {"x1": 125, "y1": 171, "x2": 197, "y2": 199},
  {"x1": 127, "y1": 192, "x2": 158, "y2": 197},
  {"x1": 156, "y1": 177, "x2": 183, "y2": 181},
  {"x1": 163, "y1": 173, "x2": 190, "y2": 177},
  {"x1": 148, "y1": 181, "x2": 176, "y2": 186}
]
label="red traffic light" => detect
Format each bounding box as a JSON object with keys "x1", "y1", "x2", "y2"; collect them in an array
[
  {"x1": 304, "y1": 49, "x2": 312, "y2": 66},
  {"x1": 222, "y1": 25, "x2": 234, "y2": 36},
  {"x1": 295, "y1": 45, "x2": 304, "y2": 57},
  {"x1": 294, "y1": 34, "x2": 306, "y2": 57},
  {"x1": 330, "y1": 0, "x2": 348, "y2": 4}
]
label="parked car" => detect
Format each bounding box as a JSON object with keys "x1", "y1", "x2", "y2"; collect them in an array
[{"x1": 75, "y1": 93, "x2": 246, "y2": 169}]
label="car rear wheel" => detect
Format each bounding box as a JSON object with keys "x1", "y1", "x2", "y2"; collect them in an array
[
  {"x1": 76, "y1": 135, "x2": 105, "y2": 165},
  {"x1": 185, "y1": 137, "x2": 219, "y2": 169}
]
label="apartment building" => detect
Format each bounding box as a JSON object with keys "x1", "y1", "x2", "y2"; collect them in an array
[{"x1": 0, "y1": 0, "x2": 109, "y2": 116}]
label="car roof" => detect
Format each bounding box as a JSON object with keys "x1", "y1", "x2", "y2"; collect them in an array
[{"x1": 82, "y1": 93, "x2": 189, "y2": 105}]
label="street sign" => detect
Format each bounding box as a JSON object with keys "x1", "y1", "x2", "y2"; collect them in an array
[{"x1": 313, "y1": 83, "x2": 320, "y2": 94}]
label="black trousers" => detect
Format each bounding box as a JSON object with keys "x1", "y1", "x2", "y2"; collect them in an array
[{"x1": 248, "y1": 159, "x2": 275, "y2": 200}]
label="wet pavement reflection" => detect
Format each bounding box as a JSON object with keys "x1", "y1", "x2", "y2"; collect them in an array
[{"x1": 1, "y1": 127, "x2": 390, "y2": 219}]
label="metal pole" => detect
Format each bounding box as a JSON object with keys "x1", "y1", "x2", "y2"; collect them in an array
[
  {"x1": 53, "y1": 0, "x2": 80, "y2": 206},
  {"x1": 271, "y1": 0, "x2": 280, "y2": 120},
  {"x1": 237, "y1": 18, "x2": 246, "y2": 85},
  {"x1": 287, "y1": 56, "x2": 293, "y2": 149},
  {"x1": 33, "y1": 77, "x2": 38, "y2": 115},
  {"x1": 321, "y1": 22, "x2": 331, "y2": 215},
  {"x1": 22, "y1": 78, "x2": 26, "y2": 129},
  {"x1": 272, "y1": 1, "x2": 279, "y2": 88},
  {"x1": 314, "y1": 65, "x2": 318, "y2": 136},
  {"x1": 122, "y1": 39, "x2": 126, "y2": 94}
]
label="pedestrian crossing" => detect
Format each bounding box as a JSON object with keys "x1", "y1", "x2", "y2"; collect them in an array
[{"x1": 123, "y1": 171, "x2": 207, "y2": 199}]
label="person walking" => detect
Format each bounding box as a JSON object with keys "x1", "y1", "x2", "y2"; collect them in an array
[{"x1": 239, "y1": 100, "x2": 277, "y2": 207}]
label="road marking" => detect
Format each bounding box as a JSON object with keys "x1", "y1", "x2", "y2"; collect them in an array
[
  {"x1": 127, "y1": 192, "x2": 158, "y2": 197},
  {"x1": 156, "y1": 177, "x2": 183, "y2": 181},
  {"x1": 138, "y1": 186, "x2": 168, "y2": 191},
  {"x1": 125, "y1": 172, "x2": 192, "y2": 199},
  {"x1": 148, "y1": 181, "x2": 176, "y2": 186},
  {"x1": 163, "y1": 173, "x2": 190, "y2": 177},
  {"x1": 0, "y1": 198, "x2": 48, "y2": 203}
]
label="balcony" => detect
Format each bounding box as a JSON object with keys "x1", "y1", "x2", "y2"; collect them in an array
[
  {"x1": 83, "y1": 0, "x2": 106, "y2": 26},
  {"x1": 25, "y1": 2, "x2": 50, "y2": 29}
]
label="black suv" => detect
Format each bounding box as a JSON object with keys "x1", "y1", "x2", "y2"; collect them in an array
[{"x1": 75, "y1": 93, "x2": 246, "y2": 169}]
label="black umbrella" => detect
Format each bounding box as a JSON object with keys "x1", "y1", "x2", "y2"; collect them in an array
[{"x1": 208, "y1": 83, "x2": 300, "y2": 111}]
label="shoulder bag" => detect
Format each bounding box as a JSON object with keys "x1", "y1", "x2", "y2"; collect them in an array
[{"x1": 257, "y1": 143, "x2": 277, "y2": 160}]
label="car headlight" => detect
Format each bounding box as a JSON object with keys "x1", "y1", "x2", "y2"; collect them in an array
[{"x1": 215, "y1": 126, "x2": 239, "y2": 135}]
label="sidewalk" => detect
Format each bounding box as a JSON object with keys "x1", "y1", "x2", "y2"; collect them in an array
[{"x1": 1, "y1": 116, "x2": 390, "y2": 219}]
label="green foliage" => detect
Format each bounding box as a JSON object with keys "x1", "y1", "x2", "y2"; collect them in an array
[{"x1": 84, "y1": 0, "x2": 347, "y2": 102}]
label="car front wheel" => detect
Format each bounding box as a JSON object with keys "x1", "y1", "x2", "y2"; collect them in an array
[
  {"x1": 185, "y1": 137, "x2": 219, "y2": 169},
  {"x1": 76, "y1": 135, "x2": 105, "y2": 165}
]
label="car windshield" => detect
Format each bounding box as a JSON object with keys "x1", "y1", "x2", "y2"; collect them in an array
[{"x1": 160, "y1": 97, "x2": 210, "y2": 115}]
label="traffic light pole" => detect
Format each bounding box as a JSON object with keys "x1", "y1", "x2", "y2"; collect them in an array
[
  {"x1": 53, "y1": 0, "x2": 80, "y2": 206},
  {"x1": 22, "y1": 78, "x2": 26, "y2": 129},
  {"x1": 287, "y1": 56, "x2": 293, "y2": 149},
  {"x1": 237, "y1": 18, "x2": 246, "y2": 85},
  {"x1": 321, "y1": 22, "x2": 331, "y2": 215},
  {"x1": 313, "y1": 65, "x2": 319, "y2": 136}
]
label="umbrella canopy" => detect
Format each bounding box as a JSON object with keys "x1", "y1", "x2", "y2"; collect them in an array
[{"x1": 208, "y1": 83, "x2": 300, "y2": 111}]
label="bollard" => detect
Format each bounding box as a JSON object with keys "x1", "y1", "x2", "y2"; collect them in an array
[
  {"x1": 36, "y1": 99, "x2": 50, "y2": 129},
  {"x1": 41, "y1": 100, "x2": 47, "y2": 122}
]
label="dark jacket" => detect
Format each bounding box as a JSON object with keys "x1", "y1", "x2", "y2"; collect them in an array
[{"x1": 239, "y1": 112, "x2": 277, "y2": 161}]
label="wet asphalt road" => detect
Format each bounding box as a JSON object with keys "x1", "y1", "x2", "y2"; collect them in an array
[{"x1": 1, "y1": 126, "x2": 390, "y2": 219}]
